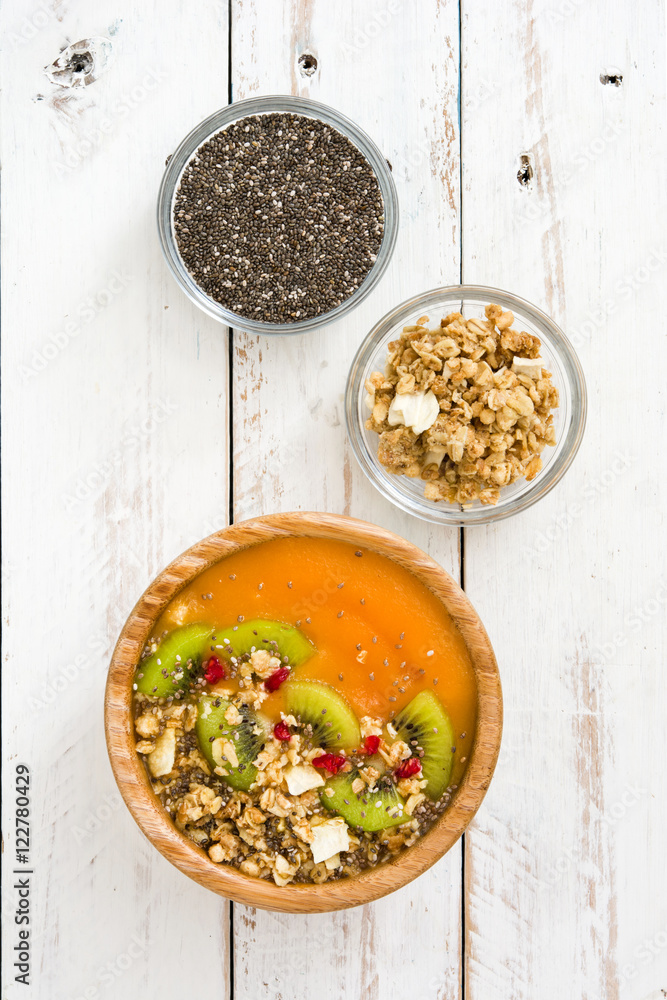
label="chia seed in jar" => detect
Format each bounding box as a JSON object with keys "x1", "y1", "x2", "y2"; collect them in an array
[{"x1": 173, "y1": 112, "x2": 385, "y2": 324}]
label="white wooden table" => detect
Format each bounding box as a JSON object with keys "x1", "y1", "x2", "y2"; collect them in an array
[{"x1": 2, "y1": 2, "x2": 666, "y2": 997}]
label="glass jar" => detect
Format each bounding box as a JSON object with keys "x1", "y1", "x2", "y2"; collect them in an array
[
  {"x1": 345, "y1": 285, "x2": 587, "y2": 526},
  {"x1": 157, "y1": 95, "x2": 399, "y2": 334}
]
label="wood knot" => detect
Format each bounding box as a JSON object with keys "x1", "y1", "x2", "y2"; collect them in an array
[
  {"x1": 298, "y1": 53, "x2": 318, "y2": 77},
  {"x1": 517, "y1": 154, "x2": 534, "y2": 188},
  {"x1": 600, "y1": 72, "x2": 623, "y2": 86},
  {"x1": 44, "y1": 36, "x2": 113, "y2": 88}
]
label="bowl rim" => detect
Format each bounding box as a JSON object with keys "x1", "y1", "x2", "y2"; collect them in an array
[
  {"x1": 157, "y1": 95, "x2": 399, "y2": 335},
  {"x1": 345, "y1": 283, "x2": 588, "y2": 526},
  {"x1": 104, "y1": 511, "x2": 502, "y2": 913}
]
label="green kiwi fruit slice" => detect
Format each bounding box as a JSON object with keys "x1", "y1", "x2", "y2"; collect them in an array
[
  {"x1": 321, "y1": 772, "x2": 410, "y2": 832},
  {"x1": 283, "y1": 679, "x2": 361, "y2": 750},
  {"x1": 393, "y1": 690, "x2": 456, "y2": 800},
  {"x1": 214, "y1": 618, "x2": 314, "y2": 667},
  {"x1": 135, "y1": 622, "x2": 214, "y2": 697},
  {"x1": 195, "y1": 695, "x2": 266, "y2": 791}
]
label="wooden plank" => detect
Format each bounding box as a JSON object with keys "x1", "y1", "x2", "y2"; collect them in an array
[
  {"x1": 230, "y1": 1, "x2": 463, "y2": 997},
  {"x1": 460, "y1": 0, "x2": 667, "y2": 997},
  {"x1": 0, "y1": 1, "x2": 231, "y2": 997}
]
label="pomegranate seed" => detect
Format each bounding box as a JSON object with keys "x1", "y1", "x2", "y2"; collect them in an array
[
  {"x1": 264, "y1": 667, "x2": 290, "y2": 692},
  {"x1": 204, "y1": 656, "x2": 225, "y2": 684},
  {"x1": 363, "y1": 735, "x2": 380, "y2": 755},
  {"x1": 395, "y1": 757, "x2": 422, "y2": 780},
  {"x1": 312, "y1": 753, "x2": 347, "y2": 774},
  {"x1": 273, "y1": 721, "x2": 291, "y2": 742}
]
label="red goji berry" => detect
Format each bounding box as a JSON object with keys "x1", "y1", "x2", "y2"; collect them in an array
[
  {"x1": 395, "y1": 757, "x2": 422, "y2": 780},
  {"x1": 264, "y1": 667, "x2": 290, "y2": 692},
  {"x1": 273, "y1": 721, "x2": 291, "y2": 741},
  {"x1": 204, "y1": 656, "x2": 225, "y2": 684},
  {"x1": 312, "y1": 753, "x2": 347, "y2": 774}
]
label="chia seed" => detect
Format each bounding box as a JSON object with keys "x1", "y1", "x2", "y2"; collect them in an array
[{"x1": 173, "y1": 112, "x2": 385, "y2": 324}]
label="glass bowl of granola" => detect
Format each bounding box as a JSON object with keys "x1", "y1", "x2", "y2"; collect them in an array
[
  {"x1": 104, "y1": 512, "x2": 502, "y2": 913},
  {"x1": 345, "y1": 285, "x2": 587, "y2": 526}
]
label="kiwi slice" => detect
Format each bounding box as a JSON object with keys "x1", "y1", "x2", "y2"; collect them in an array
[
  {"x1": 195, "y1": 695, "x2": 266, "y2": 791},
  {"x1": 135, "y1": 622, "x2": 213, "y2": 697},
  {"x1": 321, "y1": 772, "x2": 410, "y2": 832},
  {"x1": 393, "y1": 690, "x2": 455, "y2": 800},
  {"x1": 283, "y1": 680, "x2": 361, "y2": 750},
  {"x1": 214, "y1": 618, "x2": 314, "y2": 667}
]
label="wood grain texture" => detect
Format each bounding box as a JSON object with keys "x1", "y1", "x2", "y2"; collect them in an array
[
  {"x1": 104, "y1": 512, "x2": 502, "y2": 912},
  {"x1": 461, "y1": 1, "x2": 667, "y2": 997},
  {"x1": 0, "y1": 1, "x2": 231, "y2": 998},
  {"x1": 230, "y1": 0, "x2": 464, "y2": 994}
]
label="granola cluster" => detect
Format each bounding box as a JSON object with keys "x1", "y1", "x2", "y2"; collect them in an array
[
  {"x1": 134, "y1": 673, "x2": 451, "y2": 886},
  {"x1": 365, "y1": 304, "x2": 559, "y2": 506}
]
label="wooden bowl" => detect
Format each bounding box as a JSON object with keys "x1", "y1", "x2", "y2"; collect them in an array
[{"x1": 104, "y1": 512, "x2": 502, "y2": 913}]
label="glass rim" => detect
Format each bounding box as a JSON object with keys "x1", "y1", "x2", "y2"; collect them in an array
[
  {"x1": 157, "y1": 95, "x2": 399, "y2": 335},
  {"x1": 345, "y1": 284, "x2": 588, "y2": 527}
]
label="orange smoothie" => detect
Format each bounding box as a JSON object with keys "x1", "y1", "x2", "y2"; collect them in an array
[{"x1": 156, "y1": 536, "x2": 477, "y2": 779}]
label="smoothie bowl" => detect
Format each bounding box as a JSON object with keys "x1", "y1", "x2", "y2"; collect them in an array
[{"x1": 105, "y1": 512, "x2": 502, "y2": 912}]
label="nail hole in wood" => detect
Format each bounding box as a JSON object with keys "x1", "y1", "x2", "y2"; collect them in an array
[
  {"x1": 517, "y1": 154, "x2": 534, "y2": 188},
  {"x1": 44, "y1": 38, "x2": 113, "y2": 88},
  {"x1": 600, "y1": 72, "x2": 623, "y2": 86},
  {"x1": 69, "y1": 51, "x2": 94, "y2": 75},
  {"x1": 298, "y1": 53, "x2": 318, "y2": 76}
]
